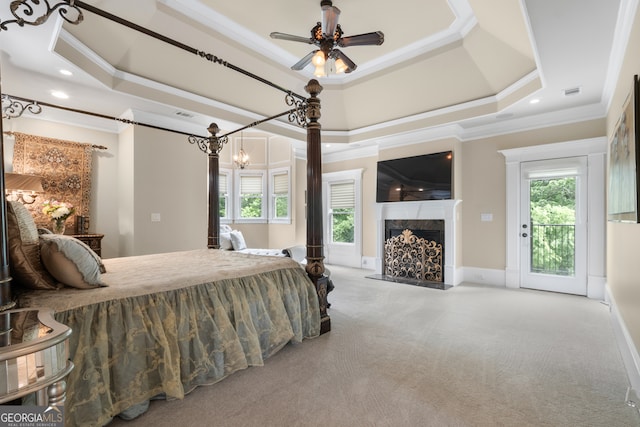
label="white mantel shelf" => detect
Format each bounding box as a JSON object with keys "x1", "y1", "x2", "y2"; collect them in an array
[{"x1": 375, "y1": 199, "x2": 462, "y2": 286}]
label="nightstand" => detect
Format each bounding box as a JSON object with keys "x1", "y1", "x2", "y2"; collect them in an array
[
  {"x1": 71, "y1": 234, "x2": 104, "y2": 256},
  {"x1": 0, "y1": 308, "x2": 73, "y2": 406}
]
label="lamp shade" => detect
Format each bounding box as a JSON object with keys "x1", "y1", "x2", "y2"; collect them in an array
[{"x1": 5, "y1": 173, "x2": 44, "y2": 192}]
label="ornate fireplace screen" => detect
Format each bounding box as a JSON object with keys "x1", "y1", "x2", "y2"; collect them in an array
[{"x1": 384, "y1": 229, "x2": 443, "y2": 282}]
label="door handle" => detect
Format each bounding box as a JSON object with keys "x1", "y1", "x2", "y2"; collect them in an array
[{"x1": 522, "y1": 233, "x2": 528, "y2": 237}]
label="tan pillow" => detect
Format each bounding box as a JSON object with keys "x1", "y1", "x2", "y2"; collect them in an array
[
  {"x1": 6, "y1": 201, "x2": 59, "y2": 290},
  {"x1": 40, "y1": 234, "x2": 106, "y2": 289}
]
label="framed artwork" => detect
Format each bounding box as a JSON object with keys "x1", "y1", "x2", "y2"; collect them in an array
[{"x1": 608, "y1": 74, "x2": 640, "y2": 222}]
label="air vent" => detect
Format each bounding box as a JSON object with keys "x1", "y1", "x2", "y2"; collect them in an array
[
  {"x1": 175, "y1": 111, "x2": 194, "y2": 118},
  {"x1": 563, "y1": 87, "x2": 581, "y2": 97}
]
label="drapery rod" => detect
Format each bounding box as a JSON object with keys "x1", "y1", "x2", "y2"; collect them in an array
[
  {"x1": 73, "y1": 1, "x2": 307, "y2": 102},
  {"x1": 1, "y1": 131, "x2": 107, "y2": 150}
]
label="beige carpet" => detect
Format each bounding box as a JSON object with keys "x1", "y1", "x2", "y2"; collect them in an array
[{"x1": 109, "y1": 265, "x2": 640, "y2": 426}]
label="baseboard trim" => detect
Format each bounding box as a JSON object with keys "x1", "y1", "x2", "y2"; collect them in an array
[
  {"x1": 606, "y1": 283, "x2": 640, "y2": 394},
  {"x1": 462, "y1": 267, "x2": 505, "y2": 287},
  {"x1": 360, "y1": 256, "x2": 376, "y2": 270}
]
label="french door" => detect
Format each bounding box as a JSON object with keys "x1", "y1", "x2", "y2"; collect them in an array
[{"x1": 520, "y1": 157, "x2": 588, "y2": 295}]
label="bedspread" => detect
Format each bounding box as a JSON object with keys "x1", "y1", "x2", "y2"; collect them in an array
[{"x1": 16, "y1": 249, "x2": 320, "y2": 427}]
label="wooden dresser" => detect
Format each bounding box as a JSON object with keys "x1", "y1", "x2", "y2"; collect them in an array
[{"x1": 71, "y1": 233, "x2": 104, "y2": 256}]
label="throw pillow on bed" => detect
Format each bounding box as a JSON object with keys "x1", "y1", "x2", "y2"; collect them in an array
[
  {"x1": 40, "y1": 234, "x2": 107, "y2": 289},
  {"x1": 220, "y1": 232, "x2": 233, "y2": 250},
  {"x1": 230, "y1": 230, "x2": 247, "y2": 251},
  {"x1": 6, "y1": 201, "x2": 59, "y2": 290}
]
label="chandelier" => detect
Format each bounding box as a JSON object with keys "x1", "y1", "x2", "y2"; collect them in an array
[{"x1": 233, "y1": 132, "x2": 250, "y2": 169}]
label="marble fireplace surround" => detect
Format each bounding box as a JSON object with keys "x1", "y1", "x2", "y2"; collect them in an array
[{"x1": 375, "y1": 200, "x2": 461, "y2": 286}]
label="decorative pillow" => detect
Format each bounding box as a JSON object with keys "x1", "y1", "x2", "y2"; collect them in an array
[
  {"x1": 220, "y1": 224, "x2": 232, "y2": 233},
  {"x1": 219, "y1": 232, "x2": 233, "y2": 250},
  {"x1": 40, "y1": 234, "x2": 107, "y2": 289},
  {"x1": 230, "y1": 230, "x2": 247, "y2": 251},
  {"x1": 6, "y1": 201, "x2": 59, "y2": 290}
]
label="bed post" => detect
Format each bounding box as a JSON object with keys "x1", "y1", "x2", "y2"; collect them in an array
[
  {"x1": 0, "y1": 65, "x2": 14, "y2": 345},
  {"x1": 304, "y1": 79, "x2": 330, "y2": 334},
  {"x1": 206, "y1": 123, "x2": 222, "y2": 249}
]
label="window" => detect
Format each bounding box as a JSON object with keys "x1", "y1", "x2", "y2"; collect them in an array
[
  {"x1": 270, "y1": 168, "x2": 290, "y2": 223},
  {"x1": 219, "y1": 169, "x2": 231, "y2": 221},
  {"x1": 323, "y1": 169, "x2": 363, "y2": 268},
  {"x1": 329, "y1": 181, "x2": 355, "y2": 244},
  {"x1": 236, "y1": 171, "x2": 266, "y2": 222}
]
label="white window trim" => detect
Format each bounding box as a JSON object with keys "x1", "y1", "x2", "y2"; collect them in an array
[
  {"x1": 234, "y1": 169, "x2": 267, "y2": 223},
  {"x1": 323, "y1": 169, "x2": 363, "y2": 268},
  {"x1": 219, "y1": 168, "x2": 232, "y2": 224},
  {"x1": 269, "y1": 167, "x2": 291, "y2": 224}
]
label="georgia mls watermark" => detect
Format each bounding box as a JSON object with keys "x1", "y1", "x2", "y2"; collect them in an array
[{"x1": 0, "y1": 406, "x2": 64, "y2": 427}]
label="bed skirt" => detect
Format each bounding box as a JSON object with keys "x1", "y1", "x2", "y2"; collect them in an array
[{"x1": 16, "y1": 250, "x2": 320, "y2": 426}]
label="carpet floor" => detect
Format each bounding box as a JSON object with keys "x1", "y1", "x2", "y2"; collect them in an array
[{"x1": 109, "y1": 265, "x2": 640, "y2": 426}]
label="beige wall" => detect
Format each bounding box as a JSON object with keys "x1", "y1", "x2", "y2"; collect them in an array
[
  {"x1": 130, "y1": 126, "x2": 208, "y2": 255},
  {"x1": 321, "y1": 121, "x2": 604, "y2": 270},
  {"x1": 1, "y1": 120, "x2": 301, "y2": 257},
  {"x1": 460, "y1": 119, "x2": 605, "y2": 270},
  {"x1": 3, "y1": 118, "x2": 121, "y2": 258},
  {"x1": 607, "y1": 3, "x2": 640, "y2": 357}
]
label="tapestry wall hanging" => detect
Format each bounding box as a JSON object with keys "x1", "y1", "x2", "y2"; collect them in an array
[{"x1": 11, "y1": 132, "x2": 93, "y2": 228}]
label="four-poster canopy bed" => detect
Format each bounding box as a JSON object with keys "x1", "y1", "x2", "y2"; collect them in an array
[{"x1": 0, "y1": 1, "x2": 330, "y2": 425}]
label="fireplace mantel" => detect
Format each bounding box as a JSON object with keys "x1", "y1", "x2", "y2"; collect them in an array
[{"x1": 375, "y1": 199, "x2": 462, "y2": 286}]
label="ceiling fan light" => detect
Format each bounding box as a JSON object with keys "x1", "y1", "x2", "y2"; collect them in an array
[
  {"x1": 334, "y1": 58, "x2": 348, "y2": 74},
  {"x1": 314, "y1": 64, "x2": 326, "y2": 77},
  {"x1": 312, "y1": 50, "x2": 326, "y2": 67}
]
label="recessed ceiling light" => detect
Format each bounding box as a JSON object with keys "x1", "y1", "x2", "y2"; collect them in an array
[
  {"x1": 51, "y1": 90, "x2": 69, "y2": 99},
  {"x1": 529, "y1": 98, "x2": 540, "y2": 104},
  {"x1": 59, "y1": 69, "x2": 73, "y2": 76},
  {"x1": 325, "y1": 144, "x2": 331, "y2": 148}
]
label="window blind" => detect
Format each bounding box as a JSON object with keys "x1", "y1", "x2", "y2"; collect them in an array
[
  {"x1": 330, "y1": 181, "x2": 355, "y2": 209},
  {"x1": 218, "y1": 173, "x2": 227, "y2": 194},
  {"x1": 273, "y1": 173, "x2": 288, "y2": 194},
  {"x1": 240, "y1": 175, "x2": 262, "y2": 194}
]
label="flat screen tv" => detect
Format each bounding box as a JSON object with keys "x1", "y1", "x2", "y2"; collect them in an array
[{"x1": 376, "y1": 151, "x2": 453, "y2": 202}]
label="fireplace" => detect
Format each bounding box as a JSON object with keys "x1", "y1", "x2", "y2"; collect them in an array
[
  {"x1": 384, "y1": 220, "x2": 444, "y2": 283},
  {"x1": 372, "y1": 200, "x2": 461, "y2": 288}
]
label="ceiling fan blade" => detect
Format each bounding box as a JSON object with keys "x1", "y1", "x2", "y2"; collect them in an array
[
  {"x1": 338, "y1": 31, "x2": 385, "y2": 47},
  {"x1": 330, "y1": 49, "x2": 357, "y2": 73},
  {"x1": 321, "y1": 2, "x2": 341, "y2": 37},
  {"x1": 270, "y1": 32, "x2": 314, "y2": 44},
  {"x1": 291, "y1": 50, "x2": 318, "y2": 70}
]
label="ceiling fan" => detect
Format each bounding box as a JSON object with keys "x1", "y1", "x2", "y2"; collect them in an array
[{"x1": 270, "y1": 0, "x2": 384, "y2": 76}]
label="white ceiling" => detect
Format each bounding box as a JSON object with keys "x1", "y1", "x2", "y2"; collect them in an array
[{"x1": 0, "y1": 0, "x2": 632, "y2": 156}]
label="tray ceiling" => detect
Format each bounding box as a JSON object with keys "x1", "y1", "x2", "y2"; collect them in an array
[{"x1": 0, "y1": 0, "x2": 626, "y2": 151}]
